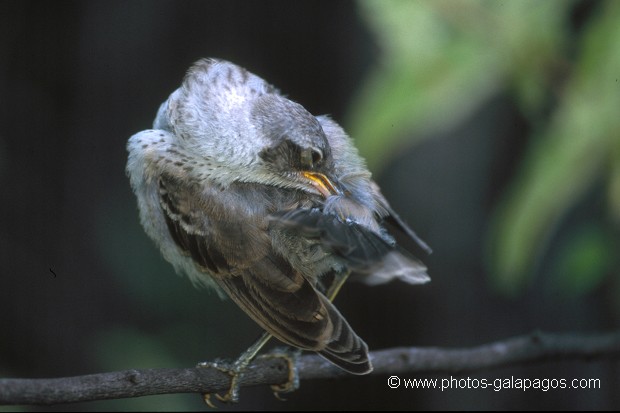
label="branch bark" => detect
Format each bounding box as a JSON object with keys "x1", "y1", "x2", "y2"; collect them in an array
[{"x1": 2, "y1": 330, "x2": 619, "y2": 406}]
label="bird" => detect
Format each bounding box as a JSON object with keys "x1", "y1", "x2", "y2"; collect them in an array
[{"x1": 126, "y1": 58, "x2": 430, "y2": 403}]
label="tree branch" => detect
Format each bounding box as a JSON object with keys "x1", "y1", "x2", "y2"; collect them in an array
[{"x1": 2, "y1": 330, "x2": 619, "y2": 406}]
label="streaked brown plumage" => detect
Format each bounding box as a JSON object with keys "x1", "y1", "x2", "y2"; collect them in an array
[{"x1": 127, "y1": 58, "x2": 430, "y2": 382}]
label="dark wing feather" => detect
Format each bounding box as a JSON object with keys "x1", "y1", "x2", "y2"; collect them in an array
[
  {"x1": 215, "y1": 257, "x2": 371, "y2": 374},
  {"x1": 271, "y1": 208, "x2": 430, "y2": 285},
  {"x1": 159, "y1": 178, "x2": 231, "y2": 273},
  {"x1": 384, "y1": 207, "x2": 432, "y2": 254},
  {"x1": 158, "y1": 177, "x2": 371, "y2": 374},
  {"x1": 271, "y1": 208, "x2": 396, "y2": 270}
]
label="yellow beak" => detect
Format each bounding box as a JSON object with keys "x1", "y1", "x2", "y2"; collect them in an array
[{"x1": 302, "y1": 171, "x2": 340, "y2": 198}]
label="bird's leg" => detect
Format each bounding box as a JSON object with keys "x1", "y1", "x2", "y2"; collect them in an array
[
  {"x1": 326, "y1": 271, "x2": 350, "y2": 301},
  {"x1": 198, "y1": 331, "x2": 273, "y2": 406}
]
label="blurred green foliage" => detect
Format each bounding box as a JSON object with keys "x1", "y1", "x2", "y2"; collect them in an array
[
  {"x1": 550, "y1": 224, "x2": 612, "y2": 295},
  {"x1": 351, "y1": 0, "x2": 619, "y2": 295}
]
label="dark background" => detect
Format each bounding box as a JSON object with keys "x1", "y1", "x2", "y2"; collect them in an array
[{"x1": 1, "y1": 0, "x2": 617, "y2": 410}]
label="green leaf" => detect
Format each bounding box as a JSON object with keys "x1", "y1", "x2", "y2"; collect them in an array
[
  {"x1": 350, "y1": 0, "x2": 570, "y2": 171},
  {"x1": 551, "y1": 225, "x2": 612, "y2": 296},
  {"x1": 487, "y1": 1, "x2": 620, "y2": 294}
]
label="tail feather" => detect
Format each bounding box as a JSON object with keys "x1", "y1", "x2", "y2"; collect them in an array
[{"x1": 318, "y1": 301, "x2": 373, "y2": 375}]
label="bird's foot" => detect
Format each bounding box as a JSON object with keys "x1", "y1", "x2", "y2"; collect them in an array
[
  {"x1": 196, "y1": 360, "x2": 243, "y2": 407},
  {"x1": 195, "y1": 346, "x2": 299, "y2": 406},
  {"x1": 258, "y1": 348, "x2": 300, "y2": 401}
]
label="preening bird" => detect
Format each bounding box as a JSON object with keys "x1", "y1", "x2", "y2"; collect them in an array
[{"x1": 126, "y1": 58, "x2": 430, "y2": 402}]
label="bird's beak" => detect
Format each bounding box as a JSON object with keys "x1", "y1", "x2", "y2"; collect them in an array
[{"x1": 302, "y1": 171, "x2": 340, "y2": 198}]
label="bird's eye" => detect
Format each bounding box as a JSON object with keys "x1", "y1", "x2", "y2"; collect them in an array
[
  {"x1": 301, "y1": 147, "x2": 323, "y2": 169},
  {"x1": 311, "y1": 148, "x2": 323, "y2": 165}
]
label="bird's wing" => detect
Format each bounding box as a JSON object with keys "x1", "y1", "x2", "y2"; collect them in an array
[
  {"x1": 270, "y1": 208, "x2": 393, "y2": 269},
  {"x1": 382, "y1": 203, "x2": 433, "y2": 255},
  {"x1": 158, "y1": 176, "x2": 371, "y2": 374},
  {"x1": 364, "y1": 180, "x2": 433, "y2": 256},
  {"x1": 271, "y1": 208, "x2": 430, "y2": 286},
  {"x1": 316, "y1": 115, "x2": 431, "y2": 263},
  {"x1": 216, "y1": 258, "x2": 371, "y2": 374}
]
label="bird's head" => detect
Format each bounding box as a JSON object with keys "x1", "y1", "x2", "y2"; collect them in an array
[
  {"x1": 250, "y1": 94, "x2": 341, "y2": 198},
  {"x1": 161, "y1": 59, "x2": 342, "y2": 199}
]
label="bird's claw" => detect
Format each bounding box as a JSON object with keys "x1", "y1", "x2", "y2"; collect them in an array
[
  {"x1": 258, "y1": 350, "x2": 300, "y2": 401},
  {"x1": 196, "y1": 360, "x2": 242, "y2": 407},
  {"x1": 196, "y1": 348, "x2": 299, "y2": 406}
]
